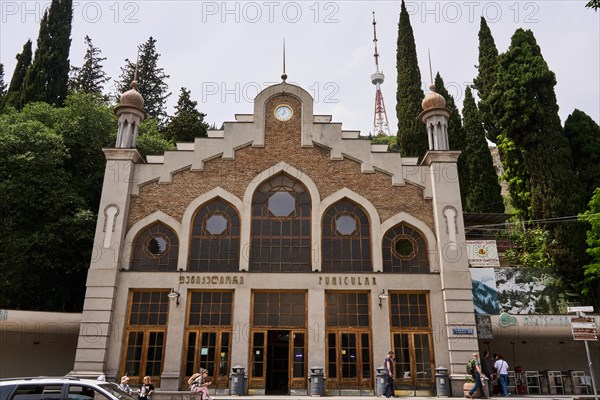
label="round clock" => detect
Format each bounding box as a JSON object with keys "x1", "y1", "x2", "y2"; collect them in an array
[{"x1": 274, "y1": 104, "x2": 293, "y2": 121}]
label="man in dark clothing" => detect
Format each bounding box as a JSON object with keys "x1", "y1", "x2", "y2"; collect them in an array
[
  {"x1": 384, "y1": 351, "x2": 395, "y2": 398},
  {"x1": 481, "y1": 350, "x2": 494, "y2": 397}
]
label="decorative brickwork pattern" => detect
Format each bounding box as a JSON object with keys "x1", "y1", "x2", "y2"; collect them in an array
[{"x1": 128, "y1": 94, "x2": 434, "y2": 231}]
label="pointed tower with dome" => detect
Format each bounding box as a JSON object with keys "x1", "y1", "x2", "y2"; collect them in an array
[{"x1": 71, "y1": 81, "x2": 146, "y2": 378}]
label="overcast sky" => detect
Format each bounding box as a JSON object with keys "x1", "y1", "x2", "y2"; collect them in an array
[{"x1": 2, "y1": 1, "x2": 599, "y2": 136}]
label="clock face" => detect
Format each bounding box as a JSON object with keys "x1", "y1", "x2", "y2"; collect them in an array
[{"x1": 274, "y1": 105, "x2": 293, "y2": 121}]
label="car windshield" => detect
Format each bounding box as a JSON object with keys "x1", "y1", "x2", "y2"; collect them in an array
[{"x1": 97, "y1": 384, "x2": 136, "y2": 400}]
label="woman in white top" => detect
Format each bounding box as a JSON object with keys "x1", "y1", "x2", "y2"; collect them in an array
[{"x1": 494, "y1": 354, "x2": 510, "y2": 397}]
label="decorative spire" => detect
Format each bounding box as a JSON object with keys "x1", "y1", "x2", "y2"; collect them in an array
[
  {"x1": 428, "y1": 48, "x2": 435, "y2": 92},
  {"x1": 281, "y1": 38, "x2": 287, "y2": 82},
  {"x1": 419, "y1": 50, "x2": 450, "y2": 151}
]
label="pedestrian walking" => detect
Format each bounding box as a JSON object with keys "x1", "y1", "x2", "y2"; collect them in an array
[
  {"x1": 466, "y1": 352, "x2": 488, "y2": 399},
  {"x1": 494, "y1": 354, "x2": 510, "y2": 397},
  {"x1": 383, "y1": 351, "x2": 395, "y2": 398}
]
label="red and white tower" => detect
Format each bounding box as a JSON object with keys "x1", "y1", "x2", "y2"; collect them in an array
[{"x1": 371, "y1": 12, "x2": 391, "y2": 136}]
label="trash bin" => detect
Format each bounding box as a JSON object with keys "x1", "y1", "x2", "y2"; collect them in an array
[
  {"x1": 309, "y1": 366, "x2": 325, "y2": 396},
  {"x1": 229, "y1": 365, "x2": 246, "y2": 395},
  {"x1": 435, "y1": 365, "x2": 451, "y2": 397},
  {"x1": 375, "y1": 366, "x2": 387, "y2": 397}
]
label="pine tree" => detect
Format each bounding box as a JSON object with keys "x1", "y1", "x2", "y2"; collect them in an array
[
  {"x1": 396, "y1": 0, "x2": 428, "y2": 158},
  {"x1": 4, "y1": 40, "x2": 32, "y2": 109},
  {"x1": 490, "y1": 28, "x2": 587, "y2": 281},
  {"x1": 117, "y1": 36, "x2": 171, "y2": 122},
  {"x1": 473, "y1": 17, "x2": 500, "y2": 142},
  {"x1": 21, "y1": 0, "x2": 73, "y2": 106},
  {"x1": 462, "y1": 87, "x2": 504, "y2": 213},
  {"x1": 434, "y1": 73, "x2": 468, "y2": 203},
  {"x1": 69, "y1": 35, "x2": 110, "y2": 98},
  {"x1": 585, "y1": 0, "x2": 599, "y2": 10},
  {"x1": 163, "y1": 87, "x2": 209, "y2": 142}
]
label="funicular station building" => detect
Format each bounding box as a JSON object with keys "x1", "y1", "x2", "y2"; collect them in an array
[{"x1": 70, "y1": 78, "x2": 478, "y2": 396}]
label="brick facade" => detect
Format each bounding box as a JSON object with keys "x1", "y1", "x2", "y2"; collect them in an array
[{"x1": 128, "y1": 94, "x2": 434, "y2": 231}]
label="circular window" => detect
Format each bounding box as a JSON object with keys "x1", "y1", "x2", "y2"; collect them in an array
[
  {"x1": 205, "y1": 214, "x2": 228, "y2": 235},
  {"x1": 268, "y1": 191, "x2": 296, "y2": 217},
  {"x1": 392, "y1": 234, "x2": 418, "y2": 260},
  {"x1": 144, "y1": 233, "x2": 170, "y2": 259},
  {"x1": 334, "y1": 214, "x2": 358, "y2": 237}
]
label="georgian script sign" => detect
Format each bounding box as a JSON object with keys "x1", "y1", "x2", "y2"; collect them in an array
[{"x1": 180, "y1": 275, "x2": 245, "y2": 285}]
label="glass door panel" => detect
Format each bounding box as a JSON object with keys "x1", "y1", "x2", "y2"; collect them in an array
[
  {"x1": 341, "y1": 333, "x2": 357, "y2": 380},
  {"x1": 250, "y1": 331, "x2": 266, "y2": 388},
  {"x1": 392, "y1": 332, "x2": 434, "y2": 390},
  {"x1": 326, "y1": 331, "x2": 371, "y2": 389},
  {"x1": 327, "y1": 333, "x2": 337, "y2": 388}
]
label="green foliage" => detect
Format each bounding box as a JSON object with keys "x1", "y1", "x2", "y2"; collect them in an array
[
  {"x1": 504, "y1": 226, "x2": 552, "y2": 270},
  {"x1": 4, "y1": 40, "x2": 32, "y2": 110},
  {"x1": 69, "y1": 35, "x2": 110, "y2": 98},
  {"x1": 54, "y1": 93, "x2": 116, "y2": 208},
  {"x1": 163, "y1": 87, "x2": 209, "y2": 142},
  {"x1": 434, "y1": 73, "x2": 468, "y2": 201},
  {"x1": 371, "y1": 134, "x2": 400, "y2": 152},
  {"x1": 0, "y1": 107, "x2": 88, "y2": 311},
  {"x1": 396, "y1": 0, "x2": 428, "y2": 158},
  {"x1": 579, "y1": 188, "x2": 600, "y2": 306},
  {"x1": 0, "y1": 94, "x2": 115, "y2": 311},
  {"x1": 489, "y1": 29, "x2": 587, "y2": 283},
  {"x1": 462, "y1": 87, "x2": 504, "y2": 213},
  {"x1": 0, "y1": 64, "x2": 6, "y2": 99},
  {"x1": 586, "y1": 0, "x2": 599, "y2": 10},
  {"x1": 21, "y1": 0, "x2": 73, "y2": 107},
  {"x1": 564, "y1": 109, "x2": 600, "y2": 203},
  {"x1": 473, "y1": 17, "x2": 500, "y2": 142},
  {"x1": 117, "y1": 37, "x2": 171, "y2": 122},
  {"x1": 136, "y1": 118, "x2": 176, "y2": 157}
]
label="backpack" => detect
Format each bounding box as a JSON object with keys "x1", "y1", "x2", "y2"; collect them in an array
[{"x1": 466, "y1": 359, "x2": 476, "y2": 375}]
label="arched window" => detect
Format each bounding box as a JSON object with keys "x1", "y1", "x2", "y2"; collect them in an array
[
  {"x1": 130, "y1": 222, "x2": 179, "y2": 271},
  {"x1": 322, "y1": 200, "x2": 372, "y2": 272},
  {"x1": 250, "y1": 173, "x2": 311, "y2": 272},
  {"x1": 188, "y1": 198, "x2": 240, "y2": 272},
  {"x1": 382, "y1": 223, "x2": 429, "y2": 273}
]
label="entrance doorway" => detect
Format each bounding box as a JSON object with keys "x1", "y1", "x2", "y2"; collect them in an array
[{"x1": 265, "y1": 330, "x2": 290, "y2": 395}]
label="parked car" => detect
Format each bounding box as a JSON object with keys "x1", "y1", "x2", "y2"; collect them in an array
[{"x1": 0, "y1": 377, "x2": 136, "y2": 400}]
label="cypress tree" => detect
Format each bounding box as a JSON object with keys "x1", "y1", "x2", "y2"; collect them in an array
[
  {"x1": 462, "y1": 87, "x2": 504, "y2": 213},
  {"x1": 473, "y1": 17, "x2": 500, "y2": 142},
  {"x1": 69, "y1": 35, "x2": 110, "y2": 98},
  {"x1": 564, "y1": 109, "x2": 600, "y2": 204},
  {"x1": 490, "y1": 28, "x2": 587, "y2": 281},
  {"x1": 163, "y1": 87, "x2": 209, "y2": 142},
  {"x1": 396, "y1": 0, "x2": 428, "y2": 158},
  {"x1": 21, "y1": 0, "x2": 73, "y2": 106},
  {"x1": 117, "y1": 36, "x2": 171, "y2": 122},
  {"x1": 434, "y1": 72, "x2": 468, "y2": 203},
  {"x1": 4, "y1": 40, "x2": 32, "y2": 109}
]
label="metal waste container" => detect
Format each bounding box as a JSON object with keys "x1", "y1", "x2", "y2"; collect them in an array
[
  {"x1": 435, "y1": 365, "x2": 451, "y2": 397},
  {"x1": 229, "y1": 365, "x2": 246, "y2": 395},
  {"x1": 375, "y1": 366, "x2": 387, "y2": 397},
  {"x1": 309, "y1": 366, "x2": 325, "y2": 396}
]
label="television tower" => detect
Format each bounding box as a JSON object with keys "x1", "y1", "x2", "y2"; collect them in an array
[{"x1": 371, "y1": 12, "x2": 391, "y2": 136}]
